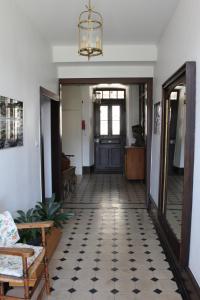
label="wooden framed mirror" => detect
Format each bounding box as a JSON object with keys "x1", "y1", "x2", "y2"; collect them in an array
[{"x1": 159, "y1": 62, "x2": 196, "y2": 267}]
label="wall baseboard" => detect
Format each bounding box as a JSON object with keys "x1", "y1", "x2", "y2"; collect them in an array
[
  {"x1": 148, "y1": 195, "x2": 200, "y2": 300},
  {"x1": 82, "y1": 165, "x2": 94, "y2": 174}
]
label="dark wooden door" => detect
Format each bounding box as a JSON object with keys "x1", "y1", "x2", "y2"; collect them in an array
[{"x1": 94, "y1": 100, "x2": 126, "y2": 173}]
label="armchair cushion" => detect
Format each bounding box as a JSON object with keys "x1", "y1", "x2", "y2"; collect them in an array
[
  {"x1": 0, "y1": 243, "x2": 43, "y2": 277},
  {"x1": 0, "y1": 211, "x2": 20, "y2": 247}
]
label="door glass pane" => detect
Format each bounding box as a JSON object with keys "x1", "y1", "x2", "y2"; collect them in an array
[
  {"x1": 96, "y1": 91, "x2": 102, "y2": 100},
  {"x1": 112, "y1": 106, "x2": 120, "y2": 135},
  {"x1": 110, "y1": 90, "x2": 117, "y2": 99},
  {"x1": 103, "y1": 91, "x2": 110, "y2": 99},
  {"x1": 170, "y1": 91, "x2": 178, "y2": 100},
  {"x1": 118, "y1": 90, "x2": 125, "y2": 99},
  {"x1": 100, "y1": 106, "x2": 108, "y2": 135}
]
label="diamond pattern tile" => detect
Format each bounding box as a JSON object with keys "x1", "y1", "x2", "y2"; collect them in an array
[{"x1": 42, "y1": 174, "x2": 183, "y2": 300}]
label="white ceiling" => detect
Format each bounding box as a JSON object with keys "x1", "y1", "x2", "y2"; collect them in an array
[{"x1": 16, "y1": 0, "x2": 179, "y2": 46}]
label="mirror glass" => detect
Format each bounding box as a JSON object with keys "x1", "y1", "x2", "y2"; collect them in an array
[{"x1": 165, "y1": 84, "x2": 186, "y2": 241}]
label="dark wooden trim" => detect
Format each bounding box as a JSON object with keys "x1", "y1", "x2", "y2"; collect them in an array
[
  {"x1": 82, "y1": 165, "x2": 94, "y2": 174},
  {"x1": 40, "y1": 86, "x2": 59, "y2": 102},
  {"x1": 158, "y1": 62, "x2": 196, "y2": 267},
  {"x1": 59, "y1": 77, "x2": 153, "y2": 85},
  {"x1": 146, "y1": 79, "x2": 153, "y2": 206},
  {"x1": 59, "y1": 77, "x2": 153, "y2": 208},
  {"x1": 51, "y1": 100, "x2": 62, "y2": 201},
  {"x1": 149, "y1": 195, "x2": 200, "y2": 300},
  {"x1": 40, "y1": 87, "x2": 62, "y2": 202}
]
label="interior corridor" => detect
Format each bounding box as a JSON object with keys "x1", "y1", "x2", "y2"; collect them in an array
[{"x1": 44, "y1": 175, "x2": 182, "y2": 300}]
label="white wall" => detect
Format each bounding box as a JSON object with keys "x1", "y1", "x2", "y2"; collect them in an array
[
  {"x1": 82, "y1": 87, "x2": 94, "y2": 167},
  {"x1": 62, "y1": 86, "x2": 83, "y2": 175},
  {"x1": 62, "y1": 85, "x2": 94, "y2": 175},
  {"x1": 53, "y1": 45, "x2": 157, "y2": 63},
  {"x1": 58, "y1": 64, "x2": 154, "y2": 79},
  {"x1": 0, "y1": 0, "x2": 57, "y2": 214},
  {"x1": 151, "y1": 0, "x2": 200, "y2": 285}
]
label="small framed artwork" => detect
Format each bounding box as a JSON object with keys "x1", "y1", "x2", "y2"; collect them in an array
[
  {"x1": 154, "y1": 102, "x2": 161, "y2": 134},
  {"x1": 0, "y1": 96, "x2": 23, "y2": 149}
]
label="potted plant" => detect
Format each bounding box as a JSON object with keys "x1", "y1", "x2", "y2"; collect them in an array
[
  {"x1": 15, "y1": 208, "x2": 40, "y2": 245},
  {"x1": 34, "y1": 195, "x2": 74, "y2": 258},
  {"x1": 15, "y1": 195, "x2": 74, "y2": 258}
]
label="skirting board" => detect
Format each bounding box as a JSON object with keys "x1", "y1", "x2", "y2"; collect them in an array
[
  {"x1": 82, "y1": 165, "x2": 94, "y2": 174},
  {"x1": 148, "y1": 195, "x2": 200, "y2": 300}
]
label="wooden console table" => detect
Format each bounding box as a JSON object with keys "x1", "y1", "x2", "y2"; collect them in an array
[{"x1": 124, "y1": 146, "x2": 145, "y2": 180}]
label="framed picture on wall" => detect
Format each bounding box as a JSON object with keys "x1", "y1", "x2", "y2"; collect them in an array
[
  {"x1": 0, "y1": 96, "x2": 23, "y2": 149},
  {"x1": 154, "y1": 102, "x2": 161, "y2": 134}
]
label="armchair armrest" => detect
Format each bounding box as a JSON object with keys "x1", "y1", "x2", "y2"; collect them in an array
[
  {"x1": 0, "y1": 247, "x2": 34, "y2": 258},
  {"x1": 16, "y1": 221, "x2": 54, "y2": 230}
]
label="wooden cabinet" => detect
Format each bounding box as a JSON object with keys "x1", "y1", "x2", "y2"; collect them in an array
[{"x1": 124, "y1": 147, "x2": 145, "y2": 180}]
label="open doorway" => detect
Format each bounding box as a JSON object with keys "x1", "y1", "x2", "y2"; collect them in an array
[
  {"x1": 40, "y1": 87, "x2": 62, "y2": 201},
  {"x1": 60, "y1": 78, "x2": 152, "y2": 205}
]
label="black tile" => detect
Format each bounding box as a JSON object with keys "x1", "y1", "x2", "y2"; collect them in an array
[
  {"x1": 151, "y1": 277, "x2": 159, "y2": 282},
  {"x1": 94, "y1": 258, "x2": 101, "y2": 262},
  {"x1": 130, "y1": 267, "x2": 137, "y2": 271},
  {"x1": 111, "y1": 277, "x2": 119, "y2": 282},
  {"x1": 131, "y1": 277, "x2": 139, "y2": 282},
  {"x1": 133, "y1": 289, "x2": 140, "y2": 294},
  {"x1": 91, "y1": 277, "x2": 99, "y2": 282},
  {"x1": 110, "y1": 289, "x2": 119, "y2": 295},
  {"x1": 60, "y1": 258, "x2": 66, "y2": 262},
  {"x1": 77, "y1": 258, "x2": 83, "y2": 262},
  {"x1": 74, "y1": 266, "x2": 81, "y2": 271},
  {"x1": 89, "y1": 288, "x2": 98, "y2": 294},
  {"x1": 71, "y1": 276, "x2": 79, "y2": 281},
  {"x1": 68, "y1": 288, "x2": 76, "y2": 293},
  {"x1": 52, "y1": 276, "x2": 59, "y2": 281},
  {"x1": 154, "y1": 289, "x2": 162, "y2": 294}
]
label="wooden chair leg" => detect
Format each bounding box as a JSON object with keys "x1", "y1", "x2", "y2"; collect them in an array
[
  {"x1": 0, "y1": 282, "x2": 4, "y2": 300},
  {"x1": 22, "y1": 258, "x2": 30, "y2": 300},
  {"x1": 44, "y1": 256, "x2": 50, "y2": 295}
]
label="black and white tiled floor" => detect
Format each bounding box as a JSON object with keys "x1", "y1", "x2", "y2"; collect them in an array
[{"x1": 44, "y1": 175, "x2": 182, "y2": 300}]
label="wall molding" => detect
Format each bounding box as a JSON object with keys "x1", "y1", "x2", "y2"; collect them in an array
[{"x1": 148, "y1": 195, "x2": 200, "y2": 300}]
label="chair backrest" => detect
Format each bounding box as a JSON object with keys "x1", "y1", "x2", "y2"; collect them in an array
[{"x1": 0, "y1": 211, "x2": 20, "y2": 247}]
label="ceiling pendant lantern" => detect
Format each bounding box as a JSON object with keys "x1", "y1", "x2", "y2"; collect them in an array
[{"x1": 78, "y1": 0, "x2": 103, "y2": 59}]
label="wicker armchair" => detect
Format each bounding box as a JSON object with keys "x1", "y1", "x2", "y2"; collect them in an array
[{"x1": 0, "y1": 211, "x2": 53, "y2": 300}]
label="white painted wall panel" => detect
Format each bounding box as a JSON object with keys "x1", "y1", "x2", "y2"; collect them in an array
[{"x1": 0, "y1": 0, "x2": 57, "y2": 214}]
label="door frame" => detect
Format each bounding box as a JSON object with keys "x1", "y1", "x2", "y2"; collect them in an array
[
  {"x1": 158, "y1": 62, "x2": 196, "y2": 266},
  {"x1": 59, "y1": 77, "x2": 153, "y2": 206},
  {"x1": 40, "y1": 86, "x2": 62, "y2": 201}
]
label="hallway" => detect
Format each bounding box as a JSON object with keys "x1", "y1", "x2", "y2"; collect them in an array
[{"x1": 45, "y1": 175, "x2": 182, "y2": 300}]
